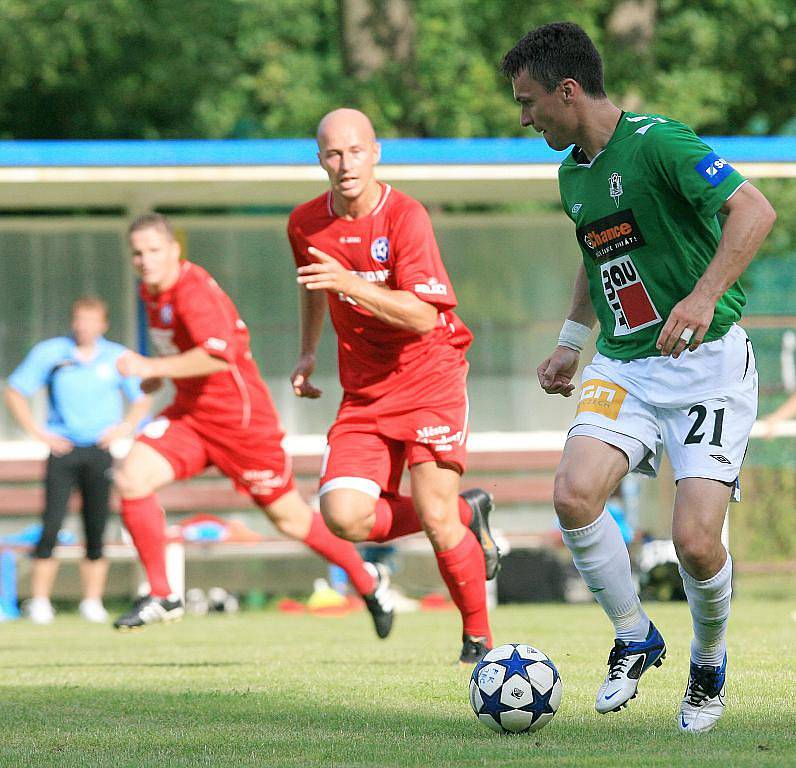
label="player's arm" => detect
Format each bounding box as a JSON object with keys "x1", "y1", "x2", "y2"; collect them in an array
[
  {"x1": 291, "y1": 286, "x2": 326, "y2": 398},
  {"x1": 657, "y1": 183, "x2": 776, "y2": 357},
  {"x1": 116, "y1": 347, "x2": 229, "y2": 380},
  {"x1": 538, "y1": 264, "x2": 596, "y2": 397},
  {"x1": 297, "y1": 246, "x2": 437, "y2": 334},
  {"x1": 762, "y1": 392, "x2": 796, "y2": 438},
  {"x1": 3, "y1": 386, "x2": 74, "y2": 455}
]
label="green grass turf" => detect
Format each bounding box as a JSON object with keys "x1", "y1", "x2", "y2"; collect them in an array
[{"x1": 1, "y1": 598, "x2": 794, "y2": 768}]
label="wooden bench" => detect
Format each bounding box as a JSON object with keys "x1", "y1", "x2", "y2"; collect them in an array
[
  {"x1": 0, "y1": 441, "x2": 563, "y2": 518},
  {"x1": 0, "y1": 435, "x2": 565, "y2": 599}
]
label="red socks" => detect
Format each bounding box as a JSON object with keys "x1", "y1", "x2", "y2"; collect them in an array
[
  {"x1": 367, "y1": 494, "x2": 474, "y2": 542},
  {"x1": 120, "y1": 495, "x2": 171, "y2": 598},
  {"x1": 435, "y1": 530, "x2": 491, "y2": 643},
  {"x1": 303, "y1": 512, "x2": 375, "y2": 596}
]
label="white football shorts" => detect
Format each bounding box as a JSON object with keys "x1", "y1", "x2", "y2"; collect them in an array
[{"x1": 568, "y1": 324, "x2": 758, "y2": 498}]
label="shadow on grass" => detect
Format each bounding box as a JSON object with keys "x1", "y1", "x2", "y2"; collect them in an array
[{"x1": 0, "y1": 685, "x2": 793, "y2": 768}]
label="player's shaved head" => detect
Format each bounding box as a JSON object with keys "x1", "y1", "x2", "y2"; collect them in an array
[{"x1": 316, "y1": 108, "x2": 377, "y2": 148}]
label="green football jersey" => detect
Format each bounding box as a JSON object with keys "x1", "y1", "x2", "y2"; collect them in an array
[{"x1": 558, "y1": 111, "x2": 747, "y2": 360}]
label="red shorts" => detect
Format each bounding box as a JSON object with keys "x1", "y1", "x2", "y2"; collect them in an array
[
  {"x1": 137, "y1": 408, "x2": 295, "y2": 506},
  {"x1": 319, "y1": 358, "x2": 469, "y2": 497}
]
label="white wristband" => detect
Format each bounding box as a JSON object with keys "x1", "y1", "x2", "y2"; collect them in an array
[{"x1": 558, "y1": 319, "x2": 591, "y2": 352}]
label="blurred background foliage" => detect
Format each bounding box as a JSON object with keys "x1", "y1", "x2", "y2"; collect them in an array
[{"x1": 0, "y1": 0, "x2": 793, "y2": 140}]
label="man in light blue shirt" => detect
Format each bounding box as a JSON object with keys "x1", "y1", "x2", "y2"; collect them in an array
[{"x1": 4, "y1": 296, "x2": 150, "y2": 624}]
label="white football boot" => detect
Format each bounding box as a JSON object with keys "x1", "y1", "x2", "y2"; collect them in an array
[
  {"x1": 595, "y1": 622, "x2": 667, "y2": 713},
  {"x1": 679, "y1": 654, "x2": 727, "y2": 733}
]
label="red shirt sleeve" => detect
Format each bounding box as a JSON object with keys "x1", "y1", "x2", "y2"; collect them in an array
[
  {"x1": 392, "y1": 201, "x2": 457, "y2": 310},
  {"x1": 175, "y1": 275, "x2": 238, "y2": 363},
  {"x1": 287, "y1": 214, "x2": 311, "y2": 268}
]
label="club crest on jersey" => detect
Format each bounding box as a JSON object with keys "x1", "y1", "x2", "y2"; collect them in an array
[
  {"x1": 608, "y1": 172, "x2": 623, "y2": 207},
  {"x1": 160, "y1": 304, "x2": 173, "y2": 325},
  {"x1": 370, "y1": 236, "x2": 390, "y2": 263}
]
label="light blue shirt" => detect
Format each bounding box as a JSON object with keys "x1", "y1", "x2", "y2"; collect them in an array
[{"x1": 8, "y1": 336, "x2": 144, "y2": 447}]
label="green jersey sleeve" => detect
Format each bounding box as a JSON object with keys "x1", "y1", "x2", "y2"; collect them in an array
[{"x1": 642, "y1": 121, "x2": 746, "y2": 219}]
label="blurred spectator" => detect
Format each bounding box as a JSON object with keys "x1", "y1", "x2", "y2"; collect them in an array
[{"x1": 4, "y1": 297, "x2": 150, "y2": 623}]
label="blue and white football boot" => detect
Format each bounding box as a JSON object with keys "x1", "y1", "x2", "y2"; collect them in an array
[
  {"x1": 595, "y1": 622, "x2": 667, "y2": 713},
  {"x1": 678, "y1": 654, "x2": 727, "y2": 733}
]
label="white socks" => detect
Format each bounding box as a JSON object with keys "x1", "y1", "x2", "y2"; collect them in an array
[
  {"x1": 680, "y1": 552, "x2": 732, "y2": 667},
  {"x1": 562, "y1": 511, "x2": 650, "y2": 642}
]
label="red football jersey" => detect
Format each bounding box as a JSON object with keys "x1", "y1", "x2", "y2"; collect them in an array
[
  {"x1": 288, "y1": 184, "x2": 472, "y2": 399},
  {"x1": 140, "y1": 261, "x2": 280, "y2": 428}
]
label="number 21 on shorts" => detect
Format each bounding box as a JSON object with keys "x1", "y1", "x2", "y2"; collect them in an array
[{"x1": 683, "y1": 404, "x2": 725, "y2": 447}]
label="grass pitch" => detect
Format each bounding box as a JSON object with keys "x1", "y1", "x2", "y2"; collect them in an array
[{"x1": 1, "y1": 594, "x2": 794, "y2": 767}]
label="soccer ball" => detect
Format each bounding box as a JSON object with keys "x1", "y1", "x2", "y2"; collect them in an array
[{"x1": 469, "y1": 644, "x2": 563, "y2": 733}]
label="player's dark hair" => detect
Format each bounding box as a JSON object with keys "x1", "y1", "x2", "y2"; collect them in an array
[
  {"x1": 127, "y1": 211, "x2": 175, "y2": 240},
  {"x1": 71, "y1": 295, "x2": 108, "y2": 319},
  {"x1": 500, "y1": 22, "x2": 606, "y2": 98}
]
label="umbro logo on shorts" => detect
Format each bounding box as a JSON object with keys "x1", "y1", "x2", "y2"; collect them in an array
[{"x1": 710, "y1": 454, "x2": 732, "y2": 465}]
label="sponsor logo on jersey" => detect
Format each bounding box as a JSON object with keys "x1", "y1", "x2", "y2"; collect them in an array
[
  {"x1": 599, "y1": 253, "x2": 662, "y2": 335},
  {"x1": 608, "y1": 172, "x2": 623, "y2": 207},
  {"x1": 370, "y1": 236, "x2": 390, "y2": 263},
  {"x1": 352, "y1": 269, "x2": 391, "y2": 283},
  {"x1": 159, "y1": 304, "x2": 173, "y2": 325},
  {"x1": 414, "y1": 277, "x2": 448, "y2": 296},
  {"x1": 337, "y1": 269, "x2": 392, "y2": 306},
  {"x1": 695, "y1": 152, "x2": 735, "y2": 187},
  {"x1": 571, "y1": 203, "x2": 583, "y2": 215},
  {"x1": 339, "y1": 236, "x2": 362, "y2": 244},
  {"x1": 710, "y1": 454, "x2": 732, "y2": 465},
  {"x1": 577, "y1": 210, "x2": 646, "y2": 262},
  {"x1": 577, "y1": 379, "x2": 627, "y2": 421}
]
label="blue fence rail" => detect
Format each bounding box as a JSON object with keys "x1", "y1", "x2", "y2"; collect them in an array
[{"x1": 0, "y1": 137, "x2": 794, "y2": 167}]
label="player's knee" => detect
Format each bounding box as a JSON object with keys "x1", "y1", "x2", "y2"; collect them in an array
[
  {"x1": 320, "y1": 490, "x2": 373, "y2": 541},
  {"x1": 114, "y1": 463, "x2": 155, "y2": 499},
  {"x1": 553, "y1": 472, "x2": 595, "y2": 529},
  {"x1": 673, "y1": 532, "x2": 721, "y2": 575},
  {"x1": 266, "y1": 504, "x2": 308, "y2": 541}
]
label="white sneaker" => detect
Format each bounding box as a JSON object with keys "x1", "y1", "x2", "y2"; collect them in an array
[
  {"x1": 79, "y1": 598, "x2": 109, "y2": 623},
  {"x1": 595, "y1": 622, "x2": 667, "y2": 713},
  {"x1": 679, "y1": 655, "x2": 727, "y2": 733},
  {"x1": 27, "y1": 597, "x2": 55, "y2": 625}
]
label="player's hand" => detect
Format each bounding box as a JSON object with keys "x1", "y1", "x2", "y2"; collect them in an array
[
  {"x1": 140, "y1": 377, "x2": 163, "y2": 394},
  {"x1": 116, "y1": 351, "x2": 156, "y2": 379},
  {"x1": 98, "y1": 421, "x2": 134, "y2": 449},
  {"x1": 656, "y1": 290, "x2": 716, "y2": 358},
  {"x1": 37, "y1": 430, "x2": 74, "y2": 456},
  {"x1": 537, "y1": 347, "x2": 580, "y2": 397},
  {"x1": 297, "y1": 247, "x2": 357, "y2": 296},
  {"x1": 291, "y1": 354, "x2": 322, "y2": 399}
]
